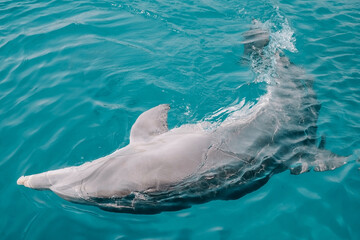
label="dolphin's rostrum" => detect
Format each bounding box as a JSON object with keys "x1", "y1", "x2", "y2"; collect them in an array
[{"x1": 17, "y1": 23, "x2": 348, "y2": 214}]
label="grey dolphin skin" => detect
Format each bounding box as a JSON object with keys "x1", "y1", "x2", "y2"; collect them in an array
[
  {"x1": 242, "y1": 19, "x2": 270, "y2": 56},
  {"x1": 17, "y1": 23, "x2": 348, "y2": 214}
]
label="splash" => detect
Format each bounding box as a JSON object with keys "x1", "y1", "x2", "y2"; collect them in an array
[
  {"x1": 208, "y1": 7, "x2": 298, "y2": 124},
  {"x1": 265, "y1": 7, "x2": 298, "y2": 54},
  {"x1": 250, "y1": 7, "x2": 298, "y2": 84}
]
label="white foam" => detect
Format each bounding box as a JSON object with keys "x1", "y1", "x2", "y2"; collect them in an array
[{"x1": 249, "y1": 9, "x2": 297, "y2": 85}]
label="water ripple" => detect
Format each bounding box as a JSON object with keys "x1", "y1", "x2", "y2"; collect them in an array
[{"x1": 1, "y1": 0, "x2": 360, "y2": 239}]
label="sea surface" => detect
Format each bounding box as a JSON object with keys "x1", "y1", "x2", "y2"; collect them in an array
[{"x1": 1, "y1": 0, "x2": 360, "y2": 239}]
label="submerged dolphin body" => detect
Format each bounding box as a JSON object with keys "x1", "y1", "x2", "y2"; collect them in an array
[{"x1": 17, "y1": 24, "x2": 348, "y2": 214}]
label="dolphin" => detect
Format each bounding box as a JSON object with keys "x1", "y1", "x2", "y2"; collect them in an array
[
  {"x1": 242, "y1": 19, "x2": 270, "y2": 56},
  {"x1": 17, "y1": 24, "x2": 348, "y2": 214}
]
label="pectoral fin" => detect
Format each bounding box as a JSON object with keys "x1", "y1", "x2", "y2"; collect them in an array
[
  {"x1": 289, "y1": 147, "x2": 348, "y2": 175},
  {"x1": 290, "y1": 162, "x2": 310, "y2": 175},
  {"x1": 313, "y1": 149, "x2": 348, "y2": 172}
]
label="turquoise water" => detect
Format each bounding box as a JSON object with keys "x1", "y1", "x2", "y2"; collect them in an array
[{"x1": 1, "y1": 0, "x2": 360, "y2": 239}]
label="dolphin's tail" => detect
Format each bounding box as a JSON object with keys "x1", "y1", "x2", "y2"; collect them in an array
[{"x1": 241, "y1": 19, "x2": 270, "y2": 60}]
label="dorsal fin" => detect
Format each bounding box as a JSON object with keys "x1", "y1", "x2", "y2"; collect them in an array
[{"x1": 130, "y1": 104, "x2": 170, "y2": 144}]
